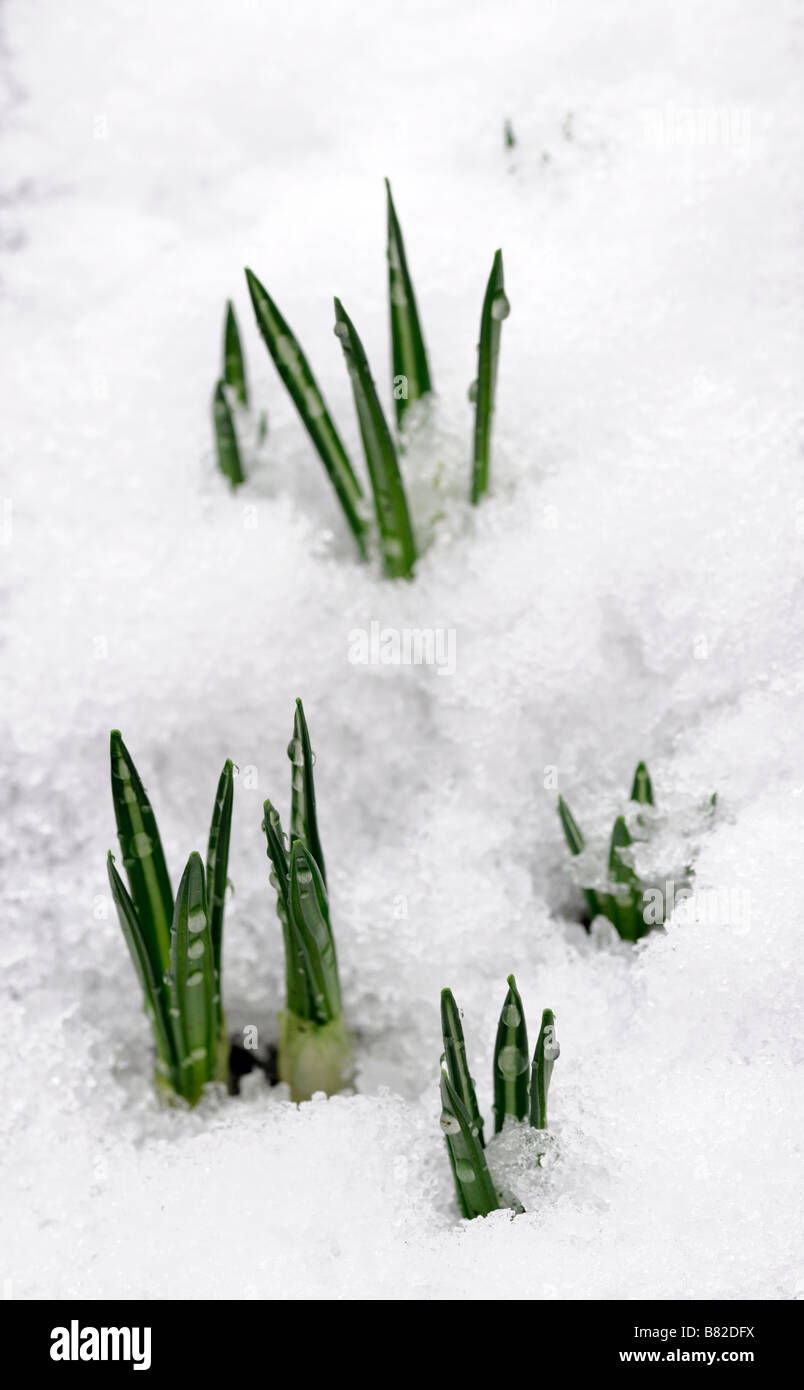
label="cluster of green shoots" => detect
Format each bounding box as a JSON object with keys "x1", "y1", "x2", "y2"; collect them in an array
[
  {"x1": 107, "y1": 702, "x2": 348, "y2": 1107},
  {"x1": 440, "y1": 977, "x2": 559, "y2": 1219},
  {"x1": 558, "y1": 761, "x2": 683, "y2": 943},
  {"x1": 107, "y1": 732, "x2": 232, "y2": 1104},
  {"x1": 212, "y1": 180, "x2": 510, "y2": 577}
]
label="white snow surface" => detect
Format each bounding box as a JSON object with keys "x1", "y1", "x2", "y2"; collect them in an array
[{"x1": 2, "y1": 0, "x2": 803, "y2": 1299}]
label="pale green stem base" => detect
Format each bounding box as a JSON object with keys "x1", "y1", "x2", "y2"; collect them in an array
[{"x1": 278, "y1": 1010, "x2": 352, "y2": 1102}]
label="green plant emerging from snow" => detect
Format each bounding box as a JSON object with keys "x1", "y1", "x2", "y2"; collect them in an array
[
  {"x1": 107, "y1": 732, "x2": 232, "y2": 1105},
  {"x1": 440, "y1": 977, "x2": 559, "y2": 1219},
  {"x1": 241, "y1": 181, "x2": 508, "y2": 576},
  {"x1": 262, "y1": 700, "x2": 351, "y2": 1102},
  {"x1": 558, "y1": 761, "x2": 699, "y2": 942}
]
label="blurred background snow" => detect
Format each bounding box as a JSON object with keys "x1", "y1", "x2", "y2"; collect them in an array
[{"x1": 1, "y1": 0, "x2": 803, "y2": 1298}]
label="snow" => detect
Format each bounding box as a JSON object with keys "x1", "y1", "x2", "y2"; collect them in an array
[{"x1": 2, "y1": 0, "x2": 803, "y2": 1298}]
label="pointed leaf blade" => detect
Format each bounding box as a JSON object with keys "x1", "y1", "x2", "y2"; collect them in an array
[
  {"x1": 630, "y1": 761, "x2": 654, "y2": 805},
  {"x1": 288, "y1": 698, "x2": 326, "y2": 886},
  {"x1": 206, "y1": 758, "x2": 234, "y2": 991},
  {"x1": 109, "y1": 730, "x2": 173, "y2": 974},
  {"x1": 245, "y1": 268, "x2": 368, "y2": 558},
  {"x1": 212, "y1": 380, "x2": 246, "y2": 488},
  {"x1": 263, "y1": 798, "x2": 310, "y2": 1020},
  {"x1": 223, "y1": 300, "x2": 248, "y2": 406},
  {"x1": 385, "y1": 178, "x2": 432, "y2": 427},
  {"x1": 492, "y1": 973, "x2": 529, "y2": 1133},
  {"x1": 529, "y1": 1008, "x2": 559, "y2": 1129},
  {"x1": 440, "y1": 1071, "x2": 499, "y2": 1219},
  {"x1": 558, "y1": 795, "x2": 602, "y2": 921},
  {"x1": 471, "y1": 249, "x2": 509, "y2": 504},
  {"x1": 440, "y1": 988, "x2": 484, "y2": 1148},
  {"x1": 288, "y1": 841, "x2": 342, "y2": 1025},
  {"x1": 334, "y1": 296, "x2": 417, "y2": 578},
  {"x1": 167, "y1": 852, "x2": 218, "y2": 1105},
  {"x1": 107, "y1": 852, "x2": 177, "y2": 1086}
]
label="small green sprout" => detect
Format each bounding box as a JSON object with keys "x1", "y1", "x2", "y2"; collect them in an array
[
  {"x1": 385, "y1": 178, "x2": 432, "y2": 427},
  {"x1": 212, "y1": 301, "x2": 249, "y2": 488},
  {"x1": 212, "y1": 379, "x2": 245, "y2": 489},
  {"x1": 440, "y1": 978, "x2": 559, "y2": 1219},
  {"x1": 223, "y1": 299, "x2": 249, "y2": 407},
  {"x1": 262, "y1": 700, "x2": 351, "y2": 1102},
  {"x1": 245, "y1": 268, "x2": 369, "y2": 560},
  {"x1": 333, "y1": 297, "x2": 417, "y2": 579},
  {"x1": 558, "y1": 761, "x2": 700, "y2": 942},
  {"x1": 470, "y1": 249, "x2": 510, "y2": 503},
  {"x1": 493, "y1": 974, "x2": 529, "y2": 1132},
  {"x1": 107, "y1": 732, "x2": 232, "y2": 1104}
]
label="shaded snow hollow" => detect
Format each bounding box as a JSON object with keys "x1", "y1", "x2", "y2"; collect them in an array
[{"x1": 1, "y1": 0, "x2": 803, "y2": 1298}]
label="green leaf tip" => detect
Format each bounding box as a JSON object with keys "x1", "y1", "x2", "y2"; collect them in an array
[
  {"x1": 558, "y1": 795, "x2": 585, "y2": 856},
  {"x1": 166, "y1": 850, "x2": 221, "y2": 1105},
  {"x1": 223, "y1": 299, "x2": 248, "y2": 407},
  {"x1": 263, "y1": 705, "x2": 348, "y2": 1098},
  {"x1": 530, "y1": 1008, "x2": 559, "y2": 1129},
  {"x1": 440, "y1": 1070, "x2": 499, "y2": 1220},
  {"x1": 245, "y1": 267, "x2": 368, "y2": 559},
  {"x1": 440, "y1": 986, "x2": 484, "y2": 1149},
  {"x1": 385, "y1": 177, "x2": 432, "y2": 427},
  {"x1": 206, "y1": 757, "x2": 234, "y2": 992},
  {"x1": 333, "y1": 296, "x2": 417, "y2": 579},
  {"x1": 630, "y1": 761, "x2": 654, "y2": 805},
  {"x1": 471, "y1": 248, "x2": 509, "y2": 504},
  {"x1": 288, "y1": 698, "x2": 326, "y2": 886},
  {"x1": 493, "y1": 973, "x2": 529, "y2": 1133},
  {"x1": 109, "y1": 729, "x2": 173, "y2": 974},
  {"x1": 212, "y1": 378, "x2": 246, "y2": 489},
  {"x1": 608, "y1": 814, "x2": 633, "y2": 872}
]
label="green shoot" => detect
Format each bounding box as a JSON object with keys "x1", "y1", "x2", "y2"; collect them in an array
[
  {"x1": 333, "y1": 297, "x2": 417, "y2": 579},
  {"x1": 107, "y1": 851, "x2": 177, "y2": 1094},
  {"x1": 166, "y1": 852, "x2": 219, "y2": 1106},
  {"x1": 439, "y1": 981, "x2": 559, "y2": 1219},
  {"x1": 107, "y1": 733, "x2": 232, "y2": 1104},
  {"x1": 558, "y1": 761, "x2": 682, "y2": 942},
  {"x1": 530, "y1": 1009, "x2": 560, "y2": 1129},
  {"x1": 110, "y1": 730, "x2": 173, "y2": 969},
  {"x1": 470, "y1": 248, "x2": 509, "y2": 504},
  {"x1": 631, "y1": 761, "x2": 654, "y2": 806},
  {"x1": 385, "y1": 178, "x2": 432, "y2": 427},
  {"x1": 206, "y1": 758, "x2": 234, "y2": 1006},
  {"x1": 492, "y1": 974, "x2": 529, "y2": 1132},
  {"x1": 607, "y1": 815, "x2": 642, "y2": 943},
  {"x1": 212, "y1": 380, "x2": 246, "y2": 489},
  {"x1": 223, "y1": 300, "x2": 248, "y2": 407},
  {"x1": 245, "y1": 268, "x2": 368, "y2": 560},
  {"x1": 440, "y1": 1070, "x2": 500, "y2": 1219},
  {"x1": 440, "y1": 988, "x2": 484, "y2": 1147},
  {"x1": 557, "y1": 794, "x2": 601, "y2": 922},
  {"x1": 262, "y1": 703, "x2": 351, "y2": 1101},
  {"x1": 288, "y1": 697, "x2": 326, "y2": 887}
]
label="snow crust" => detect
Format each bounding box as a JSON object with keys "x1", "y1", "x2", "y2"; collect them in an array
[{"x1": 1, "y1": 0, "x2": 802, "y2": 1298}]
